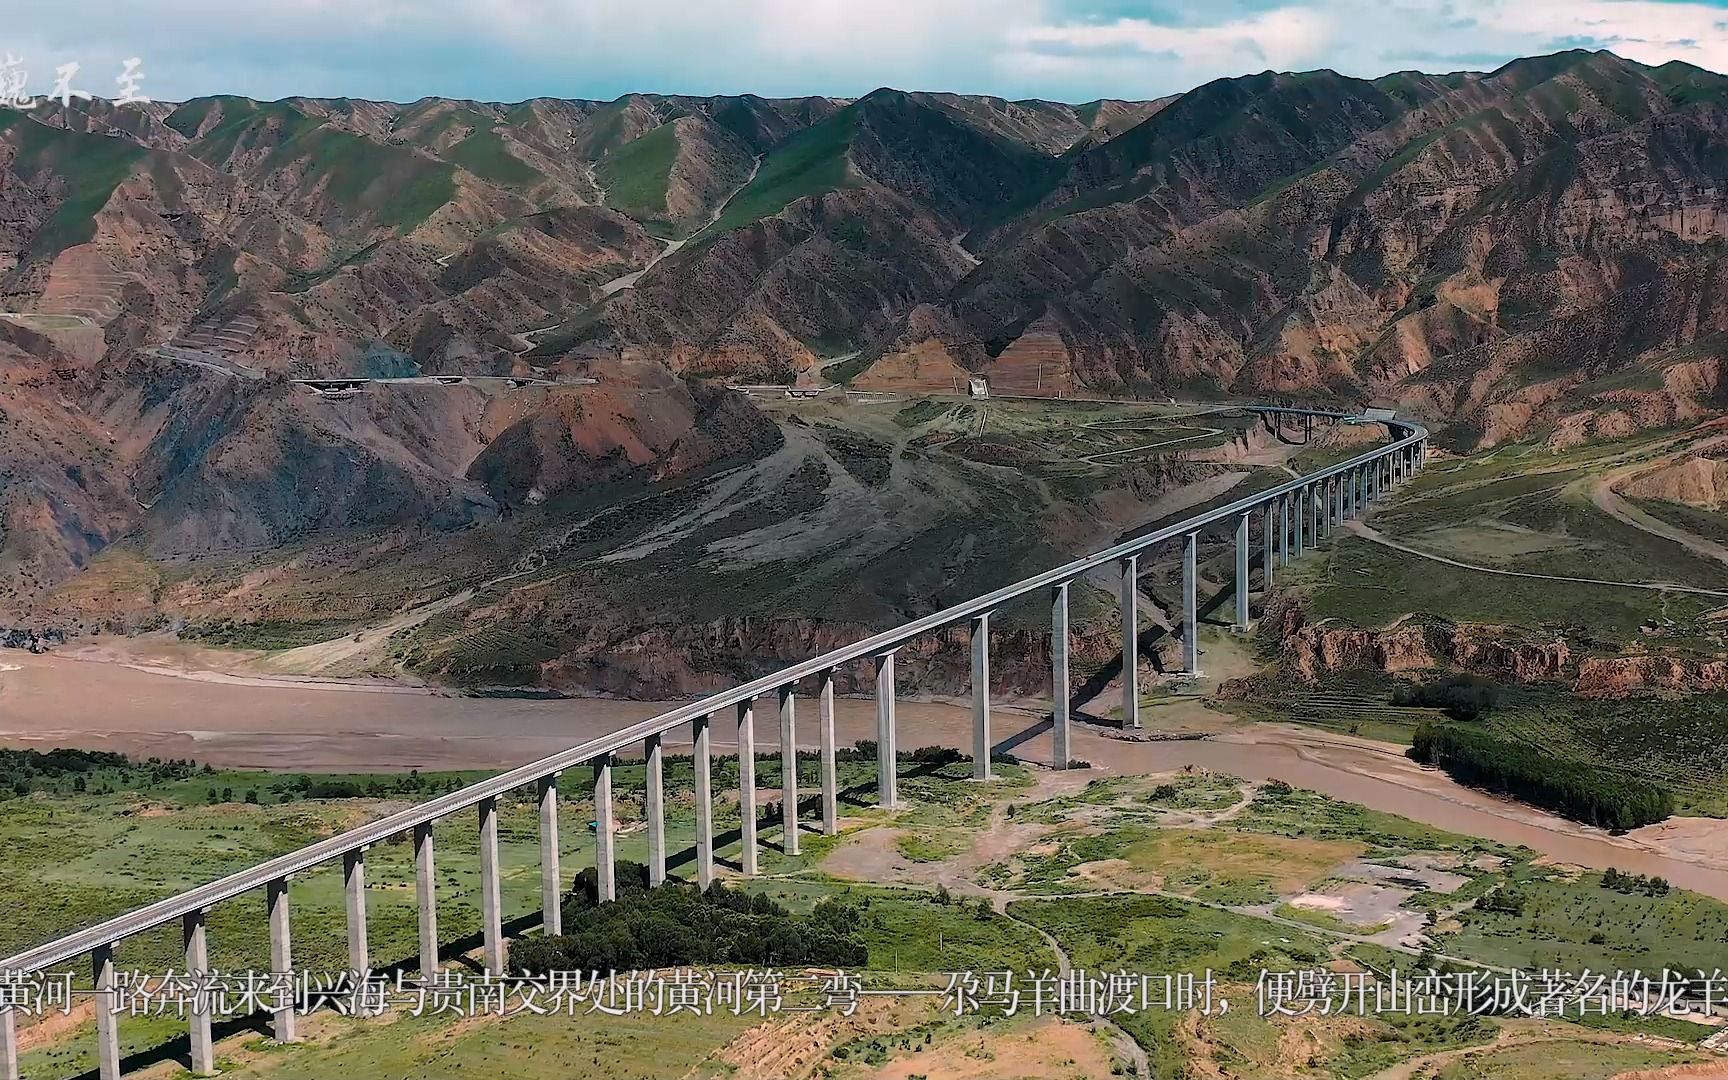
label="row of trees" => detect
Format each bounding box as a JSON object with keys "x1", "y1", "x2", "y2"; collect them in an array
[
  {"x1": 0, "y1": 749, "x2": 205, "y2": 798},
  {"x1": 1410, "y1": 723, "x2": 1675, "y2": 831},
  {"x1": 510, "y1": 862, "x2": 869, "y2": 975}
]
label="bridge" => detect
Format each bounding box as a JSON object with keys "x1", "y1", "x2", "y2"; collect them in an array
[{"x1": 0, "y1": 404, "x2": 1426, "y2": 1080}]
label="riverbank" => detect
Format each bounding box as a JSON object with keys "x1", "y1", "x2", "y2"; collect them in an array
[{"x1": 6, "y1": 645, "x2": 1728, "y2": 901}]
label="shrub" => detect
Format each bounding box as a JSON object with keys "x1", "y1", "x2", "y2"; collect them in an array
[
  {"x1": 511, "y1": 863, "x2": 869, "y2": 974},
  {"x1": 1392, "y1": 675, "x2": 1502, "y2": 720}
]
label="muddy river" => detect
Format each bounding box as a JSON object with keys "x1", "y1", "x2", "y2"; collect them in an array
[{"x1": 7, "y1": 648, "x2": 1728, "y2": 901}]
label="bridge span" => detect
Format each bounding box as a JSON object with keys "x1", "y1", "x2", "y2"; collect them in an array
[{"x1": 0, "y1": 404, "x2": 1426, "y2": 1080}]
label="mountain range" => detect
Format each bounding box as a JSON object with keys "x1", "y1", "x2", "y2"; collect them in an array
[{"x1": 2, "y1": 49, "x2": 1726, "y2": 674}]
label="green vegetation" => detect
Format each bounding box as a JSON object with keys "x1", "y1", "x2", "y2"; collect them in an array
[
  {"x1": 1444, "y1": 868, "x2": 1728, "y2": 973},
  {"x1": 707, "y1": 106, "x2": 860, "y2": 235},
  {"x1": 1485, "y1": 694, "x2": 1728, "y2": 817},
  {"x1": 1411, "y1": 722, "x2": 1675, "y2": 831},
  {"x1": 1392, "y1": 674, "x2": 1503, "y2": 720},
  {"x1": 8, "y1": 120, "x2": 146, "y2": 257},
  {"x1": 445, "y1": 126, "x2": 543, "y2": 188},
  {"x1": 510, "y1": 866, "x2": 868, "y2": 972},
  {"x1": 594, "y1": 122, "x2": 679, "y2": 227}
]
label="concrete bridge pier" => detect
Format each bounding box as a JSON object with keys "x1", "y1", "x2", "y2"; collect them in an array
[
  {"x1": 1182, "y1": 533, "x2": 1200, "y2": 674},
  {"x1": 645, "y1": 736, "x2": 666, "y2": 884},
  {"x1": 593, "y1": 756, "x2": 615, "y2": 902},
  {"x1": 876, "y1": 654, "x2": 898, "y2": 807},
  {"x1": 1262, "y1": 504, "x2": 1275, "y2": 590},
  {"x1": 1, "y1": 1004, "x2": 15, "y2": 1080},
  {"x1": 184, "y1": 909, "x2": 214, "y2": 1075},
  {"x1": 693, "y1": 714, "x2": 715, "y2": 887},
  {"x1": 414, "y1": 823, "x2": 437, "y2": 973},
  {"x1": 1120, "y1": 555, "x2": 1140, "y2": 726},
  {"x1": 343, "y1": 848, "x2": 368, "y2": 974},
  {"x1": 971, "y1": 614, "x2": 992, "y2": 780},
  {"x1": 478, "y1": 798, "x2": 504, "y2": 974},
  {"x1": 818, "y1": 671, "x2": 839, "y2": 832},
  {"x1": 1234, "y1": 512, "x2": 1251, "y2": 632},
  {"x1": 779, "y1": 687, "x2": 801, "y2": 852},
  {"x1": 94, "y1": 941, "x2": 119, "y2": 1079},
  {"x1": 267, "y1": 876, "x2": 296, "y2": 1040},
  {"x1": 737, "y1": 701, "x2": 759, "y2": 875},
  {"x1": 1279, "y1": 494, "x2": 1291, "y2": 567},
  {"x1": 538, "y1": 775, "x2": 561, "y2": 934},
  {"x1": 1051, "y1": 583, "x2": 1071, "y2": 769}
]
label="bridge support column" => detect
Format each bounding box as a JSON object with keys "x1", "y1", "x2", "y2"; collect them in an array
[
  {"x1": 645, "y1": 736, "x2": 666, "y2": 883},
  {"x1": 1233, "y1": 512, "x2": 1251, "y2": 631},
  {"x1": 876, "y1": 653, "x2": 898, "y2": 808},
  {"x1": 818, "y1": 670, "x2": 838, "y2": 835},
  {"x1": 343, "y1": 847, "x2": 368, "y2": 973},
  {"x1": 267, "y1": 876, "x2": 296, "y2": 1041},
  {"x1": 1311, "y1": 482, "x2": 1323, "y2": 542},
  {"x1": 478, "y1": 797, "x2": 504, "y2": 975},
  {"x1": 1, "y1": 1003, "x2": 16, "y2": 1080},
  {"x1": 779, "y1": 687, "x2": 801, "y2": 854},
  {"x1": 737, "y1": 700, "x2": 758, "y2": 875},
  {"x1": 413, "y1": 822, "x2": 437, "y2": 973},
  {"x1": 1294, "y1": 489, "x2": 1305, "y2": 557},
  {"x1": 594, "y1": 755, "x2": 615, "y2": 901},
  {"x1": 1120, "y1": 555, "x2": 1140, "y2": 726},
  {"x1": 1262, "y1": 503, "x2": 1275, "y2": 590},
  {"x1": 693, "y1": 714, "x2": 715, "y2": 888},
  {"x1": 538, "y1": 775, "x2": 561, "y2": 933},
  {"x1": 1052, "y1": 583, "x2": 1070, "y2": 769},
  {"x1": 1279, "y1": 495, "x2": 1290, "y2": 567},
  {"x1": 184, "y1": 910, "x2": 214, "y2": 1075},
  {"x1": 1182, "y1": 532, "x2": 1200, "y2": 675},
  {"x1": 93, "y1": 942, "x2": 120, "y2": 1079},
  {"x1": 971, "y1": 614, "x2": 992, "y2": 779}
]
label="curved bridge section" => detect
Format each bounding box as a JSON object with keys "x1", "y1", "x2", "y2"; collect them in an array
[{"x1": 0, "y1": 406, "x2": 1427, "y2": 1079}]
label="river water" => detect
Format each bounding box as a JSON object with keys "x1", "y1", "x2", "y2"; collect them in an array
[{"x1": 6, "y1": 648, "x2": 1728, "y2": 900}]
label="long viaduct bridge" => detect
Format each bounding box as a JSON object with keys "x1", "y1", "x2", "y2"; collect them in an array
[{"x1": 0, "y1": 405, "x2": 1426, "y2": 1080}]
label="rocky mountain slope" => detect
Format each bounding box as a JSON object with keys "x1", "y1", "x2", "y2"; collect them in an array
[{"x1": 2, "y1": 52, "x2": 1727, "y2": 690}]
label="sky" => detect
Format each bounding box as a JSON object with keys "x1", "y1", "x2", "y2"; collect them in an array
[{"x1": 9, "y1": 0, "x2": 1728, "y2": 105}]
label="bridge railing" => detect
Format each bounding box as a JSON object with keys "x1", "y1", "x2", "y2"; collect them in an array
[{"x1": 0, "y1": 405, "x2": 1425, "y2": 1080}]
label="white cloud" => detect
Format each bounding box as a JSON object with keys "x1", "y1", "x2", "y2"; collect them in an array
[{"x1": 6, "y1": 0, "x2": 1728, "y2": 104}]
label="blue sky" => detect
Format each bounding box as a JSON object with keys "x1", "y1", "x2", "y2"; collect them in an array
[{"x1": 10, "y1": 0, "x2": 1728, "y2": 104}]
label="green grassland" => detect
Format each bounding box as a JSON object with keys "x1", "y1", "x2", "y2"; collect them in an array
[
  {"x1": 10, "y1": 752, "x2": 1728, "y2": 1079},
  {"x1": 2, "y1": 117, "x2": 147, "y2": 258},
  {"x1": 444, "y1": 126, "x2": 544, "y2": 189},
  {"x1": 594, "y1": 123, "x2": 680, "y2": 230},
  {"x1": 1306, "y1": 432, "x2": 1728, "y2": 648},
  {"x1": 706, "y1": 106, "x2": 861, "y2": 236}
]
